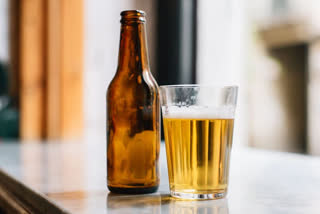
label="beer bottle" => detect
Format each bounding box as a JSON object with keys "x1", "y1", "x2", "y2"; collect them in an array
[{"x1": 107, "y1": 10, "x2": 160, "y2": 194}]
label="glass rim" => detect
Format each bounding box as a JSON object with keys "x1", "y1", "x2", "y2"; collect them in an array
[{"x1": 160, "y1": 84, "x2": 238, "y2": 89}]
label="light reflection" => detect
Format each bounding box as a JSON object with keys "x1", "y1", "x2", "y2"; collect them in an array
[
  {"x1": 107, "y1": 193, "x2": 163, "y2": 213},
  {"x1": 21, "y1": 143, "x2": 86, "y2": 193},
  {"x1": 168, "y1": 198, "x2": 229, "y2": 214},
  {"x1": 107, "y1": 192, "x2": 228, "y2": 214}
]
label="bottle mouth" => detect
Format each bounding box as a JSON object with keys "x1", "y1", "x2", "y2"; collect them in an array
[{"x1": 120, "y1": 10, "x2": 146, "y2": 23}]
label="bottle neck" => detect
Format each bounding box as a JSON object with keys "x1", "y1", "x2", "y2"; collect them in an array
[{"x1": 117, "y1": 22, "x2": 149, "y2": 73}]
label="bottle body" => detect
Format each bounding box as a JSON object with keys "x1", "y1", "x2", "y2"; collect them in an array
[{"x1": 107, "y1": 10, "x2": 160, "y2": 194}]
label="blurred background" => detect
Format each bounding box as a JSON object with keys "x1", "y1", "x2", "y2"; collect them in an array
[{"x1": 0, "y1": 0, "x2": 319, "y2": 155}]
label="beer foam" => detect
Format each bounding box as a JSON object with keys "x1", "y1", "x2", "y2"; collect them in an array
[{"x1": 162, "y1": 106, "x2": 235, "y2": 119}]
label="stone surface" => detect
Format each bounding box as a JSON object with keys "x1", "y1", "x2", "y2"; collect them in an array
[{"x1": 0, "y1": 139, "x2": 320, "y2": 213}]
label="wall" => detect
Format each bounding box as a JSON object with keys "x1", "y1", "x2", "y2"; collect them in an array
[
  {"x1": 197, "y1": 0, "x2": 248, "y2": 146},
  {"x1": 250, "y1": 45, "x2": 307, "y2": 153},
  {"x1": 308, "y1": 39, "x2": 320, "y2": 155},
  {"x1": 0, "y1": 0, "x2": 8, "y2": 62}
]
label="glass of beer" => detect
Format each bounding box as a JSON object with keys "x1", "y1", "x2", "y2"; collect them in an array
[{"x1": 160, "y1": 85, "x2": 238, "y2": 200}]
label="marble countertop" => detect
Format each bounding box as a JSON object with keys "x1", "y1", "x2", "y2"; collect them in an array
[{"x1": 0, "y1": 136, "x2": 320, "y2": 213}]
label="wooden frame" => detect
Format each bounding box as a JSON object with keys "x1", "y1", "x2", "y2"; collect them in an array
[{"x1": 10, "y1": 0, "x2": 83, "y2": 140}]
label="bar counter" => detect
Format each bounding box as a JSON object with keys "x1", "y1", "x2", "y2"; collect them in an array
[{"x1": 0, "y1": 135, "x2": 320, "y2": 213}]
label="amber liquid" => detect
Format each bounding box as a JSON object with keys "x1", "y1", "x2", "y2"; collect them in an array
[
  {"x1": 107, "y1": 10, "x2": 160, "y2": 194},
  {"x1": 163, "y1": 118, "x2": 234, "y2": 196}
]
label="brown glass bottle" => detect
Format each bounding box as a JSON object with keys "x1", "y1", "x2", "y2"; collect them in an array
[{"x1": 107, "y1": 10, "x2": 160, "y2": 194}]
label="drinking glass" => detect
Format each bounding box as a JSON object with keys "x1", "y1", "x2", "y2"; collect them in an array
[{"x1": 160, "y1": 85, "x2": 238, "y2": 200}]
